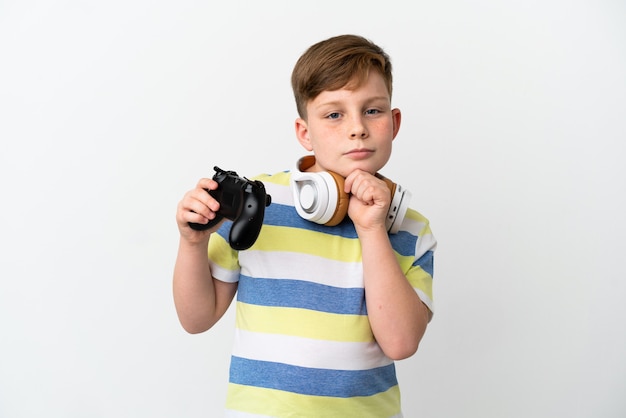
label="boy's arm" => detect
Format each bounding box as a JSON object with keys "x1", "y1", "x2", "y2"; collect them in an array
[
  {"x1": 173, "y1": 238, "x2": 237, "y2": 334},
  {"x1": 358, "y1": 227, "x2": 431, "y2": 360},
  {"x1": 173, "y1": 178, "x2": 238, "y2": 334},
  {"x1": 345, "y1": 171, "x2": 431, "y2": 360}
]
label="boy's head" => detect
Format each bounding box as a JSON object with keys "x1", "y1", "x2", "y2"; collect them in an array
[{"x1": 291, "y1": 34, "x2": 393, "y2": 119}]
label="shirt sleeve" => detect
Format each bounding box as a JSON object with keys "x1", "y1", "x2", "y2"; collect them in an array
[
  {"x1": 207, "y1": 221, "x2": 241, "y2": 283},
  {"x1": 399, "y1": 209, "x2": 437, "y2": 313}
]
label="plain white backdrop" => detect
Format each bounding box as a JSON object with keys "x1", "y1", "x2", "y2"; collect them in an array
[{"x1": 1, "y1": 1, "x2": 625, "y2": 417}]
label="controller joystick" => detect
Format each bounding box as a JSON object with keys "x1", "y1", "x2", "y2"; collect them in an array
[{"x1": 188, "y1": 166, "x2": 271, "y2": 250}]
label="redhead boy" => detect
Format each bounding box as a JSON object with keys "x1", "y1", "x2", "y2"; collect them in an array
[{"x1": 174, "y1": 34, "x2": 436, "y2": 417}]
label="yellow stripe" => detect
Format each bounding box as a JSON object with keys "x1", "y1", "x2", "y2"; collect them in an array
[
  {"x1": 235, "y1": 302, "x2": 374, "y2": 343},
  {"x1": 255, "y1": 225, "x2": 362, "y2": 262},
  {"x1": 407, "y1": 266, "x2": 433, "y2": 300},
  {"x1": 253, "y1": 171, "x2": 291, "y2": 185},
  {"x1": 395, "y1": 252, "x2": 433, "y2": 301},
  {"x1": 406, "y1": 208, "x2": 434, "y2": 236},
  {"x1": 226, "y1": 383, "x2": 401, "y2": 418},
  {"x1": 207, "y1": 233, "x2": 239, "y2": 270}
]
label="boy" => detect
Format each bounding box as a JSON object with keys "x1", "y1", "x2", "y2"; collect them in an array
[{"x1": 174, "y1": 34, "x2": 436, "y2": 417}]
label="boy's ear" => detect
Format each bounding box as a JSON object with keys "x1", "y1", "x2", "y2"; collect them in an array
[
  {"x1": 392, "y1": 108, "x2": 402, "y2": 139},
  {"x1": 295, "y1": 118, "x2": 313, "y2": 151}
]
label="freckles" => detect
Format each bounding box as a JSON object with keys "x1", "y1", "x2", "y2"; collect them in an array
[
  {"x1": 371, "y1": 122, "x2": 393, "y2": 137},
  {"x1": 371, "y1": 117, "x2": 392, "y2": 130},
  {"x1": 318, "y1": 127, "x2": 339, "y2": 141}
]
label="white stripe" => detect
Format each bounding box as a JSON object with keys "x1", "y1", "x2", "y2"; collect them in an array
[
  {"x1": 226, "y1": 409, "x2": 403, "y2": 418},
  {"x1": 263, "y1": 182, "x2": 293, "y2": 205},
  {"x1": 225, "y1": 410, "x2": 273, "y2": 418},
  {"x1": 401, "y1": 215, "x2": 427, "y2": 235},
  {"x1": 415, "y1": 288, "x2": 434, "y2": 313},
  {"x1": 240, "y1": 250, "x2": 364, "y2": 288},
  {"x1": 232, "y1": 329, "x2": 393, "y2": 371},
  {"x1": 414, "y1": 227, "x2": 437, "y2": 255},
  {"x1": 210, "y1": 261, "x2": 240, "y2": 283}
]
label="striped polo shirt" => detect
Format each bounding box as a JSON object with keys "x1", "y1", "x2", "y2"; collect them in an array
[{"x1": 208, "y1": 170, "x2": 436, "y2": 417}]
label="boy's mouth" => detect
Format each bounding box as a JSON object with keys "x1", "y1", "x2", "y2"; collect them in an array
[{"x1": 345, "y1": 148, "x2": 374, "y2": 159}]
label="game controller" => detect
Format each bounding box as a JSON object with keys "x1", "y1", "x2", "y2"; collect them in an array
[{"x1": 188, "y1": 166, "x2": 271, "y2": 250}]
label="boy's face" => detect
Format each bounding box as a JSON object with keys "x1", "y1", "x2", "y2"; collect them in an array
[{"x1": 295, "y1": 71, "x2": 401, "y2": 178}]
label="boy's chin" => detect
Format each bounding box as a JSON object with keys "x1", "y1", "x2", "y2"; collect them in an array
[
  {"x1": 347, "y1": 160, "x2": 388, "y2": 176},
  {"x1": 339, "y1": 165, "x2": 385, "y2": 178}
]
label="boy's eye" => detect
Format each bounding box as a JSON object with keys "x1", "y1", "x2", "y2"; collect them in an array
[
  {"x1": 326, "y1": 112, "x2": 341, "y2": 119},
  {"x1": 365, "y1": 109, "x2": 380, "y2": 115}
]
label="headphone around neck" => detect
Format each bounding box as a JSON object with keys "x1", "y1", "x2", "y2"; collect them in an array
[{"x1": 290, "y1": 156, "x2": 411, "y2": 234}]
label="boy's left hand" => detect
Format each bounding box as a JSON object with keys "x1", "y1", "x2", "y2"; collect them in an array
[{"x1": 344, "y1": 170, "x2": 391, "y2": 232}]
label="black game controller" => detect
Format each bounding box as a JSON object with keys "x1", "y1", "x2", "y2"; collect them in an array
[{"x1": 188, "y1": 166, "x2": 272, "y2": 250}]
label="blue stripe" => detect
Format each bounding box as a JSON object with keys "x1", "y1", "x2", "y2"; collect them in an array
[
  {"x1": 216, "y1": 220, "x2": 232, "y2": 240},
  {"x1": 389, "y1": 230, "x2": 418, "y2": 257},
  {"x1": 264, "y1": 202, "x2": 424, "y2": 254},
  {"x1": 237, "y1": 276, "x2": 368, "y2": 315},
  {"x1": 264, "y1": 203, "x2": 359, "y2": 238},
  {"x1": 220, "y1": 201, "x2": 428, "y2": 276},
  {"x1": 414, "y1": 250, "x2": 434, "y2": 278},
  {"x1": 229, "y1": 356, "x2": 397, "y2": 398},
  {"x1": 221, "y1": 202, "x2": 421, "y2": 255}
]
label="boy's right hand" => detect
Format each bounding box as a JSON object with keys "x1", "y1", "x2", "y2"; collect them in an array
[{"x1": 176, "y1": 178, "x2": 223, "y2": 242}]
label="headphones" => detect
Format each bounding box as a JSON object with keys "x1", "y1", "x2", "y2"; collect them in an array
[{"x1": 290, "y1": 156, "x2": 411, "y2": 234}]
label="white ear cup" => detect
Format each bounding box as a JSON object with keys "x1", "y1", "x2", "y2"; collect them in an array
[{"x1": 291, "y1": 170, "x2": 339, "y2": 224}]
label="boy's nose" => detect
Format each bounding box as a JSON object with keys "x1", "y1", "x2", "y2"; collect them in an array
[
  {"x1": 349, "y1": 119, "x2": 368, "y2": 139},
  {"x1": 350, "y1": 131, "x2": 367, "y2": 138}
]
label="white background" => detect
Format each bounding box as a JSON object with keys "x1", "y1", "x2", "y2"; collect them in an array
[{"x1": 1, "y1": 1, "x2": 625, "y2": 417}]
